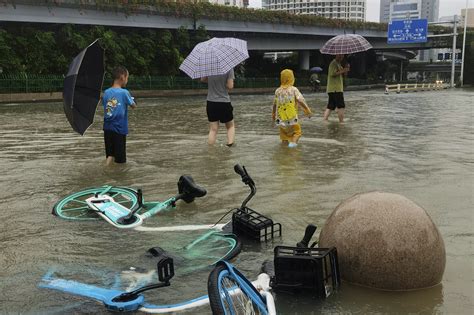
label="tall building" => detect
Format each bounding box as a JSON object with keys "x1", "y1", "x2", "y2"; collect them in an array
[
  {"x1": 390, "y1": 0, "x2": 421, "y2": 21},
  {"x1": 379, "y1": 0, "x2": 438, "y2": 23},
  {"x1": 262, "y1": 0, "x2": 367, "y2": 22},
  {"x1": 379, "y1": 0, "x2": 391, "y2": 22}
]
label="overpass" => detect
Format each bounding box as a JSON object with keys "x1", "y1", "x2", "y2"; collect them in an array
[{"x1": 0, "y1": 1, "x2": 454, "y2": 69}]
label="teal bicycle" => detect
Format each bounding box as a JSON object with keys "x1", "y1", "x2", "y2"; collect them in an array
[{"x1": 52, "y1": 175, "x2": 207, "y2": 229}]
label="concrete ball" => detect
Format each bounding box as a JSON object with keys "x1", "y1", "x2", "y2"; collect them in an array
[{"x1": 319, "y1": 191, "x2": 445, "y2": 290}]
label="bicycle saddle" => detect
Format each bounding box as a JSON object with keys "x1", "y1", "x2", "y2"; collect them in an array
[{"x1": 177, "y1": 175, "x2": 207, "y2": 203}]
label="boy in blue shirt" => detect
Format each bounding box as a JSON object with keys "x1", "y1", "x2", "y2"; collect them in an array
[{"x1": 102, "y1": 66, "x2": 136, "y2": 165}]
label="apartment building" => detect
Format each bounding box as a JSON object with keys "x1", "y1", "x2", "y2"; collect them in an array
[
  {"x1": 262, "y1": 0, "x2": 367, "y2": 22},
  {"x1": 380, "y1": 0, "x2": 438, "y2": 23}
]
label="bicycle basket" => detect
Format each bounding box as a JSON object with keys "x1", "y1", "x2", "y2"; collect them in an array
[{"x1": 272, "y1": 246, "x2": 340, "y2": 298}]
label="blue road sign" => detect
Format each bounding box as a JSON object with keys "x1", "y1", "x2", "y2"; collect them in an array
[{"x1": 387, "y1": 19, "x2": 428, "y2": 44}]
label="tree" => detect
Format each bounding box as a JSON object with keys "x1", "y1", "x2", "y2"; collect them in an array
[
  {"x1": 0, "y1": 22, "x2": 214, "y2": 76},
  {"x1": 0, "y1": 28, "x2": 22, "y2": 73}
]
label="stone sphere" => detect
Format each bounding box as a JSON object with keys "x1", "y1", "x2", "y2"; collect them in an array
[{"x1": 319, "y1": 192, "x2": 445, "y2": 290}]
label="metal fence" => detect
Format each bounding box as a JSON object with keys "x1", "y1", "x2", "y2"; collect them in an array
[
  {"x1": 125, "y1": 76, "x2": 283, "y2": 91},
  {"x1": 0, "y1": 74, "x2": 288, "y2": 94},
  {"x1": 0, "y1": 74, "x2": 377, "y2": 94},
  {"x1": 0, "y1": 74, "x2": 65, "y2": 94}
]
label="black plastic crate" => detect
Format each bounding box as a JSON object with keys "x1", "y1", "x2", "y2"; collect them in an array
[
  {"x1": 272, "y1": 246, "x2": 340, "y2": 298},
  {"x1": 232, "y1": 207, "x2": 282, "y2": 242}
]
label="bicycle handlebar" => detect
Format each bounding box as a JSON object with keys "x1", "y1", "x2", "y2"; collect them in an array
[
  {"x1": 234, "y1": 164, "x2": 256, "y2": 209},
  {"x1": 234, "y1": 164, "x2": 255, "y2": 186},
  {"x1": 234, "y1": 164, "x2": 246, "y2": 177}
]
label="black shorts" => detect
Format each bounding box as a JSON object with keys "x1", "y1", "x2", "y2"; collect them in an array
[
  {"x1": 104, "y1": 130, "x2": 126, "y2": 163},
  {"x1": 327, "y1": 92, "x2": 345, "y2": 110},
  {"x1": 206, "y1": 101, "x2": 233, "y2": 123}
]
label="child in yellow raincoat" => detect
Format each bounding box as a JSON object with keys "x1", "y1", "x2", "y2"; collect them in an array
[{"x1": 272, "y1": 69, "x2": 312, "y2": 148}]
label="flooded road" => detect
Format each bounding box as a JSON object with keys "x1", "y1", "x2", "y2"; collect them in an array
[{"x1": 0, "y1": 88, "x2": 472, "y2": 314}]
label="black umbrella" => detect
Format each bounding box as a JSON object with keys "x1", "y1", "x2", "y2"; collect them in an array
[{"x1": 63, "y1": 39, "x2": 105, "y2": 135}]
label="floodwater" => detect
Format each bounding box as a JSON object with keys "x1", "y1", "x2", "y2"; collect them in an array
[{"x1": 0, "y1": 88, "x2": 472, "y2": 314}]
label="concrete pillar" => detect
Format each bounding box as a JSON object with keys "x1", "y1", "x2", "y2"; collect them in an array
[{"x1": 299, "y1": 50, "x2": 310, "y2": 70}]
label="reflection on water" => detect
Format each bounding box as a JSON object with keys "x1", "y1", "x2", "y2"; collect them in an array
[{"x1": 0, "y1": 89, "x2": 473, "y2": 314}]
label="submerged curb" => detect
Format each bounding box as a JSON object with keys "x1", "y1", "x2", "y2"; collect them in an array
[{"x1": 0, "y1": 85, "x2": 387, "y2": 104}]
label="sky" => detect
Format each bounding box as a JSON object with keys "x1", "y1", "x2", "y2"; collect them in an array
[{"x1": 248, "y1": 0, "x2": 472, "y2": 22}]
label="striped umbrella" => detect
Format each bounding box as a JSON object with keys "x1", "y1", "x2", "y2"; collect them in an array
[
  {"x1": 320, "y1": 34, "x2": 372, "y2": 55},
  {"x1": 180, "y1": 37, "x2": 249, "y2": 79}
]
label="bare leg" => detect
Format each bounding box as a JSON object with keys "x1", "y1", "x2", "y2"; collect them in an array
[
  {"x1": 208, "y1": 121, "x2": 219, "y2": 145},
  {"x1": 291, "y1": 134, "x2": 301, "y2": 143},
  {"x1": 225, "y1": 120, "x2": 235, "y2": 146},
  {"x1": 323, "y1": 109, "x2": 331, "y2": 120},
  {"x1": 337, "y1": 108, "x2": 345, "y2": 123},
  {"x1": 105, "y1": 156, "x2": 114, "y2": 166}
]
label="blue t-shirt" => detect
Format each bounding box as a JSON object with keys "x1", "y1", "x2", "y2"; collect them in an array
[{"x1": 102, "y1": 87, "x2": 134, "y2": 135}]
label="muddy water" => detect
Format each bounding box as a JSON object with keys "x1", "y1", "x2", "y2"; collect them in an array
[{"x1": 0, "y1": 88, "x2": 472, "y2": 314}]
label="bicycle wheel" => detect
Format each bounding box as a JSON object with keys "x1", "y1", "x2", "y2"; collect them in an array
[
  {"x1": 208, "y1": 263, "x2": 267, "y2": 315},
  {"x1": 184, "y1": 232, "x2": 241, "y2": 267},
  {"x1": 52, "y1": 186, "x2": 139, "y2": 220}
]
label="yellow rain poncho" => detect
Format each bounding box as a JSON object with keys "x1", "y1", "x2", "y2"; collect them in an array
[
  {"x1": 280, "y1": 69, "x2": 295, "y2": 88},
  {"x1": 274, "y1": 69, "x2": 302, "y2": 123},
  {"x1": 272, "y1": 69, "x2": 312, "y2": 144}
]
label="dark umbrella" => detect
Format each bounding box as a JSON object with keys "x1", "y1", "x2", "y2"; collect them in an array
[
  {"x1": 310, "y1": 67, "x2": 323, "y2": 73},
  {"x1": 63, "y1": 39, "x2": 105, "y2": 135}
]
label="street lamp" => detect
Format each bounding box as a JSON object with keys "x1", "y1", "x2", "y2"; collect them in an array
[
  {"x1": 451, "y1": 15, "x2": 458, "y2": 88},
  {"x1": 460, "y1": 0, "x2": 470, "y2": 87}
]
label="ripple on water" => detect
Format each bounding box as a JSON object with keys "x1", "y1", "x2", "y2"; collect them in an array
[{"x1": 0, "y1": 89, "x2": 473, "y2": 313}]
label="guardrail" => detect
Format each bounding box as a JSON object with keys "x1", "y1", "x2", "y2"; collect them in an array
[{"x1": 385, "y1": 81, "x2": 450, "y2": 94}]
